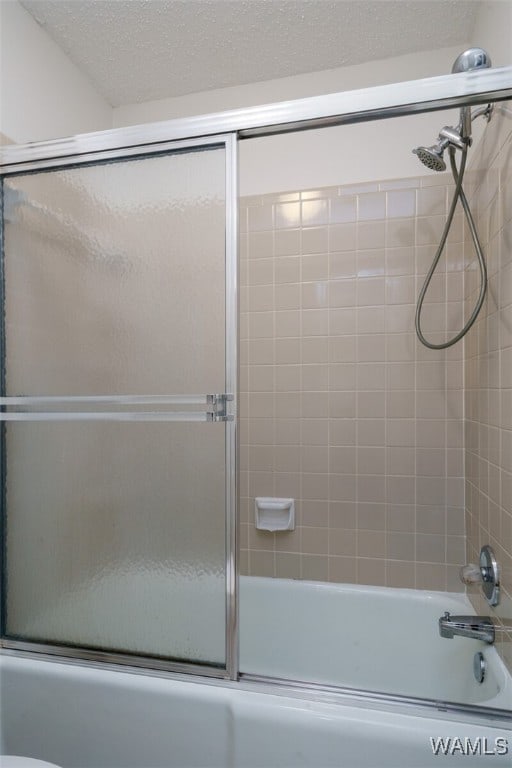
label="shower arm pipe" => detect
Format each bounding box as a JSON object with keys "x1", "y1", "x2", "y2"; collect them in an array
[
  {"x1": 415, "y1": 145, "x2": 487, "y2": 350},
  {"x1": 468, "y1": 103, "x2": 494, "y2": 123},
  {"x1": 1, "y1": 67, "x2": 512, "y2": 170}
]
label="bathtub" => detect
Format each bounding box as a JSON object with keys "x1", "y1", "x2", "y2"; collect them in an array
[
  {"x1": 1, "y1": 576, "x2": 511, "y2": 767},
  {"x1": 239, "y1": 577, "x2": 512, "y2": 709},
  {"x1": 7, "y1": 571, "x2": 511, "y2": 709},
  {"x1": 1, "y1": 654, "x2": 512, "y2": 768}
]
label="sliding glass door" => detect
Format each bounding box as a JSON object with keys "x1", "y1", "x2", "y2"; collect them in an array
[{"x1": 0, "y1": 136, "x2": 237, "y2": 676}]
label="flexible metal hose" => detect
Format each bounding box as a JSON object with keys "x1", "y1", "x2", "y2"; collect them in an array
[{"x1": 415, "y1": 145, "x2": 487, "y2": 349}]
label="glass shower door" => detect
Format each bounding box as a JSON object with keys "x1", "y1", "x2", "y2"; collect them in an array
[{"x1": 0, "y1": 136, "x2": 237, "y2": 675}]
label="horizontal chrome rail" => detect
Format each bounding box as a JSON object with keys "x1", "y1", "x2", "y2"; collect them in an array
[
  {"x1": 1, "y1": 67, "x2": 511, "y2": 171},
  {"x1": 0, "y1": 394, "x2": 234, "y2": 422},
  {"x1": 0, "y1": 411, "x2": 230, "y2": 422},
  {"x1": 0, "y1": 394, "x2": 214, "y2": 406}
]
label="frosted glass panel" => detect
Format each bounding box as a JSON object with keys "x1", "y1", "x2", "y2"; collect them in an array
[
  {"x1": 4, "y1": 422, "x2": 226, "y2": 664},
  {"x1": 1, "y1": 144, "x2": 230, "y2": 669},
  {"x1": 3, "y1": 148, "x2": 225, "y2": 396}
]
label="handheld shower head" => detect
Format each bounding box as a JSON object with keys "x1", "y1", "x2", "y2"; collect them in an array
[
  {"x1": 413, "y1": 144, "x2": 446, "y2": 172},
  {"x1": 412, "y1": 125, "x2": 465, "y2": 172},
  {"x1": 414, "y1": 47, "x2": 492, "y2": 351}
]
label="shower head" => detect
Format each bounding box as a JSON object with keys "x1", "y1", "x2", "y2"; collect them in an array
[
  {"x1": 413, "y1": 144, "x2": 447, "y2": 172},
  {"x1": 413, "y1": 125, "x2": 467, "y2": 172},
  {"x1": 452, "y1": 47, "x2": 492, "y2": 73}
]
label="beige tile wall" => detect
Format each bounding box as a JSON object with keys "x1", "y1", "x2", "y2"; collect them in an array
[
  {"x1": 240, "y1": 172, "x2": 467, "y2": 591},
  {"x1": 464, "y1": 100, "x2": 512, "y2": 673}
]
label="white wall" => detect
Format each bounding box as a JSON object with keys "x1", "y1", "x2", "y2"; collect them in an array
[
  {"x1": 113, "y1": 46, "x2": 468, "y2": 195},
  {"x1": 0, "y1": 0, "x2": 112, "y2": 143},
  {"x1": 472, "y1": 0, "x2": 512, "y2": 67},
  {"x1": 113, "y1": 46, "x2": 466, "y2": 127},
  {"x1": 238, "y1": 113, "x2": 461, "y2": 197}
]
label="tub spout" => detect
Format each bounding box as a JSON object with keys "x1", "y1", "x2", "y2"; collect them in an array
[{"x1": 438, "y1": 611, "x2": 495, "y2": 644}]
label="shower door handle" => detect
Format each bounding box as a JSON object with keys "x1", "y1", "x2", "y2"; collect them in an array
[{"x1": 0, "y1": 394, "x2": 234, "y2": 422}]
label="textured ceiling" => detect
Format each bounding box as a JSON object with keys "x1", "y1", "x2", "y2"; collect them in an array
[{"x1": 20, "y1": 0, "x2": 480, "y2": 107}]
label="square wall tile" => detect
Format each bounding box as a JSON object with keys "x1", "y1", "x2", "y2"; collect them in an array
[{"x1": 241, "y1": 172, "x2": 467, "y2": 597}]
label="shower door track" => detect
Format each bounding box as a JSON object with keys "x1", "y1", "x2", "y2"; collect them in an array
[
  {"x1": 1, "y1": 66, "x2": 511, "y2": 171},
  {"x1": 2, "y1": 646, "x2": 511, "y2": 725}
]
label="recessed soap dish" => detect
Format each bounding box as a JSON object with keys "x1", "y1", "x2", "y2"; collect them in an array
[{"x1": 255, "y1": 497, "x2": 295, "y2": 532}]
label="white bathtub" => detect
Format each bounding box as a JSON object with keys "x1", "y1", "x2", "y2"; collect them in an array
[
  {"x1": 1, "y1": 576, "x2": 511, "y2": 766},
  {"x1": 1, "y1": 654, "x2": 511, "y2": 768},
  {"x1": 9, "y1": 571, "x2": 511, "y2": 709},
  {"x1": 239, "y1": 577, "x2": 512, "y2": 709}
]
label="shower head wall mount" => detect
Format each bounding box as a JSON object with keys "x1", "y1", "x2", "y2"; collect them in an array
[
  {"x1": 452, "y1": 47, "x2": 492, "y2": 73},
  {"x1": 413, "y1": 47, "x2": 494, "y2": 172}
]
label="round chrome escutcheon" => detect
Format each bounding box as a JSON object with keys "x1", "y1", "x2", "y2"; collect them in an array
[{"x1": 479, "y1": 545, "x2": 500, "y2": 607}]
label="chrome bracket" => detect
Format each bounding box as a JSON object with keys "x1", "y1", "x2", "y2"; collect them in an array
[
  {"x1": 206, "y1": 394, "x2": 234, "y2": 422},
  {"x1": 483, "y1": 103, "x2": 494, "y2": 122}
]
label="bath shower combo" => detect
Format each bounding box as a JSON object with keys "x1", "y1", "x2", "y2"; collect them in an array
[{"x1": 1, "y1": 45, "x2": 511, "y2": 768}]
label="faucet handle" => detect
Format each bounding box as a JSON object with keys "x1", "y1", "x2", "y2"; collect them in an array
[
  {"x1": 460, "y1": 563, "x2": 483, "y2": 584},
  {"x1": 459, "y1": 545, "x2": 500, "y2": 606}
]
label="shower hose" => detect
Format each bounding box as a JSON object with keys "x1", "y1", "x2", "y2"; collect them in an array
[{"x1": 415, "y1": 144, "x2": 487, "y2": 349}]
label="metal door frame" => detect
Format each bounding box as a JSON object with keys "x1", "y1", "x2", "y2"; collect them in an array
[
  {"x1": 0, "y1": 134, "x2": 238, "y2": 680},
  {"x1": 1, "y1": 66, "x2": 511, "y2": 172}
]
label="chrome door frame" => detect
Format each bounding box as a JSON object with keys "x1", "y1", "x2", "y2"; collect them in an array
[
  {"x1": 0, "y1": 134, "x2": 239, "y2": 681},
  {"x1": 1, "y1": 66, "x2": 511, "y2": 172}
]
